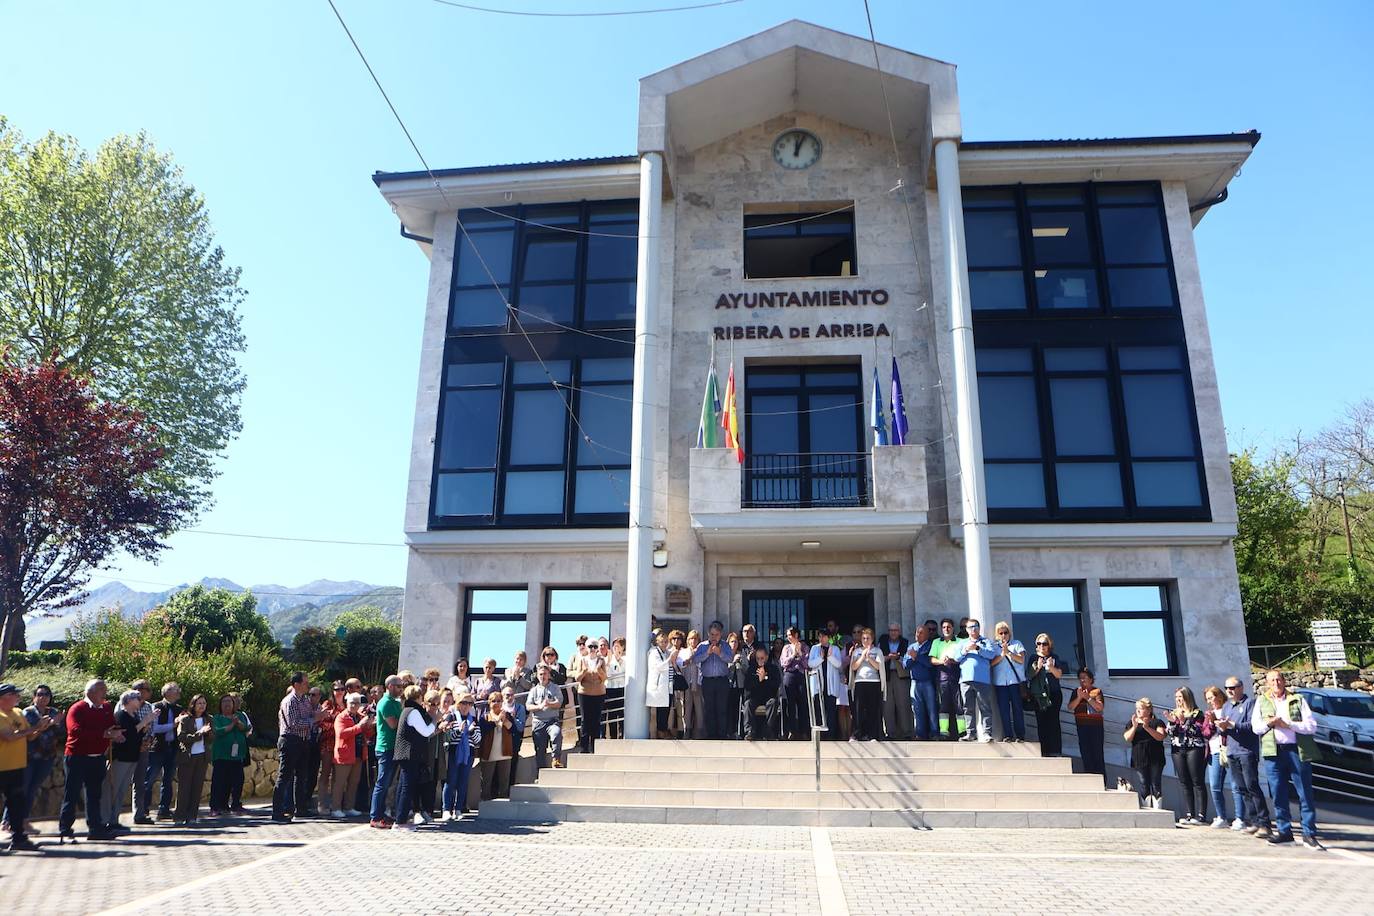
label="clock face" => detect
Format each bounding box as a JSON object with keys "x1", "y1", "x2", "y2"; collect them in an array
[{"x1": 772, "y1": 129, "x2": 821, "y2": 170}]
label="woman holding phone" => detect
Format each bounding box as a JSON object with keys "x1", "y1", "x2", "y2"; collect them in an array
[
  {"x1": 1165, "y1": 686, "x2": 1209, "y2": 825},
  {"x1": 1123, "y1": 698, "x2": 1167, "y2": 809}
]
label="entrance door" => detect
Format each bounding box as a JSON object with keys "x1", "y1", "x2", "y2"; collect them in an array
[{"x1": 743, "y1": 589, "x2": 875, "y2": 645}]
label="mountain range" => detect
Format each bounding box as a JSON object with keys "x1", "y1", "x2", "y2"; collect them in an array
[{"x1": 25, "y1": 578, "x2": 404, "y2": 647}]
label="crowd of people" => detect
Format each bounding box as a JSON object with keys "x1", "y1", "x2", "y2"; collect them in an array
[{"x1": 0, "y1": 617, "x2": 1323, "y2": 850}]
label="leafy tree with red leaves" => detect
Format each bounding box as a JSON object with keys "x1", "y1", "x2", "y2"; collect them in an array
[{"x1": 0, "y1": 358, "x2": 189, "y2": 671}]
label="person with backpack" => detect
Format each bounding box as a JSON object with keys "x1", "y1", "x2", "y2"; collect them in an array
[{"x1": 1251, "y1": 670, "x2": 1322, "y2": 849}]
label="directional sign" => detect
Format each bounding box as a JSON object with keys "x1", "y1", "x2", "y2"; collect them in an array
[{"x1": 1312, "y1": 620, "x2": 1347, "y2": 667}]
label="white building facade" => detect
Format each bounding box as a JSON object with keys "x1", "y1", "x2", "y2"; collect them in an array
[{"x1": 375, "y1": 21, "x2": 1257, "y2": 739}]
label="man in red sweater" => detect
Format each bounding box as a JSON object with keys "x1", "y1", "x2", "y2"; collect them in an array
[{"x1": 58, "y1": 679, "x2": 124, "y2": 842}]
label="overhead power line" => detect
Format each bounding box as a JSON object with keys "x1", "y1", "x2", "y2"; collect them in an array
[{"x1": 431, "y1": 0, "x2": 743, "y2": 17}]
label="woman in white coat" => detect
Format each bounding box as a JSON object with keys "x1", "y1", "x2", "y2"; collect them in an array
[
  {"x1": 646, "y1": 629, "x2": 673, "y2": 738},
  {"x1": 808, "y1": 633, "x2": 847, "y2": 740}
]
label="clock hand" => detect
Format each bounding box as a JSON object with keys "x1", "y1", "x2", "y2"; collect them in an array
[{"x1": 794, "y1": 136, "x2": 804, "y2": 157}]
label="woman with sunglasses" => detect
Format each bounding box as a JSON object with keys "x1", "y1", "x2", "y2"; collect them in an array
[
  {"x1": 990, "y1": 621, "x2": 1027, "y2": 742},
  {"x1": 1026, "y1": 634, "x2": 1063, "y2": 756}
]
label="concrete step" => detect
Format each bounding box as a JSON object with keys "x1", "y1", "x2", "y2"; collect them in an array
[
  {"x1": 510, "y1": 784, "x2": 1142, "y2": 811},
  {"x1": 588, "y1": 739, "x2": 1043, "y2": 759},
  {"x1": 477, "y1": 800, "x2": 1175, "y2": 829},
  {"x1": 537, "y1": 769, "x2": 1107, "y2": 793},
  {"x1": 567, "y1": 754, "x2": 1075, "y2": 775}
]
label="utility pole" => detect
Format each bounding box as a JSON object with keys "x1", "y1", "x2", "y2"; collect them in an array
[{"x1": 1336, "y1": 476, "x2": 1361, "y2": 584}]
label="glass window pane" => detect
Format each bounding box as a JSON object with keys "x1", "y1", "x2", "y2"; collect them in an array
[
  {"x1": 965, "y1": 210, "x2": 1022, "y2": 268},
  {"x1": 976, "y1": 348, "x2": 1033, "y2": 372},
  {"x1": 510, "y1": 390, "x2": 567, "y2": 465},
  {"x1": 1010, "y1": 584, "x2": 1084, "y2": 669},
  {"x1": 1132, "y1": 461, "x2": 1202, "y2": 507},
  {"x1": 1118, "y1": 346, "x2": 1183, "y2": 371},
  {"x1": 1055, "y1": 462, "x2": 1124, "y2": 507},
  {"x1": 584, "y1": 281, "x2": 636, "y2": 324},
  {"x1": 808, "y1": 393, "x2": 861, "y2": 453},
  {"x1": 986, "y1": 463, "x2": 1047, "y2": 509},
  {"x1": 1050, "y1": 378, "x2": 1116, "y2": 456},
  {"x1": 513, "y1": 361, "x2": 571, "y2": 384},
  {"x1": 458, "y1": 208, "x2": 516, "y2": 229},
  {"x1": 1026, "y1": 187, "x2": 1085, "y2": 207},
  {"x1": 1044, "y1": 348, "x2": 1107, "y2": 372},
  {"x1": 470, "y1": 588, "x2": 529, "y2": 615},
  {"x1": 434, "y1": 471, "x2": 495, "y2": 517},
  {"x1": 520, "y1": 236, "x2": 577, "y2": 282},
  {"x1": 1035, "y1": 268, "x2": 1099, "y2": 310},
  {"x1": 804, "y1": 367, "x2": 861, "y2": 387},
  {"x1": 452, "y1": 287, "x2": 510, "y2": 329},
  {"x1": 574, "y1": 470, "x2": 626, "y2": 514},
  {"x1": 581, "y1": 358, "x2": 634, "y2": 382},
  {"x1": 524, "y1": 205, "x2": 580, "y2": 227},
  {"x1": 748, "y1": 372, "x2": 801, "y2": 388},
  {"x1": 1122, "y1": 375, "x2": 1195, "y2": 457},
  {"x1": 546, "y1": 618, "x2": 609, "y2": 664},
  {"x1": 586, "y1": 235, "x2": 638, "y2": 280},
  {"x1": 1099, "y1": 207, "x2": 1166, "y2": 264},
  {"x1": 1103, "y1": 618, "x2": 1171, "y2": 672},
  {"x1": 978, "y1": 377, "x2": 1041, "y2": 459},
  {"x1": 502, "y1": 470, "x2": 565, "y2": 515},
  {"x1": 1108, "y1": 267, "x2": 1175, "y2": 309},
  {"x1": 748, "y1": 395, "x2": 800, "y2": 453},
  {"x1": 549, "y1": 588, "x2": 613, "y2": 615},
  {"x1": 962, "y1": 188, "x2": 1016, "y2": 208},
  {"x1": 439, "y1": 389, "x2": 500, "y2": 469},
  {"x1": 1095, "y1": 184, "x2": 1157, "y2": 204},
  {"x1": 446, "y1": 361, "x2": 503, "y2": 388},
  {"x1": 1101, "y1": 585, "x2": 1165, "y2": 614},
  {"x1": 590, "y1": 202, "x2": 638, "y2": 223},
  {"x1": 970, "y1": 270, "x2": 1027, "y2": 311},
  {"x1": 516, "y1": 283, "x2": 575, "y2": 325},
  {"x1": 1030, "y1": 210, "x2": 1091, "y2": 264},
  {"x1": 577, "y1": 384, "x2": 632, "y2": 464},
  {"x1": 455, "y1": 230, "x2": 514, "y2": 286},
  {"x1": 466, "y1": 618, "x2": 529, "y2": 666}
]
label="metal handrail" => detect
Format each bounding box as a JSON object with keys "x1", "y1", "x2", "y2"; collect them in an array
[
  {"x1": 806, "y1": 667, "x2": 827, "y2": 796},
  {"x1": 742, "y1": 451, "x2": 873, "y2": 509}
]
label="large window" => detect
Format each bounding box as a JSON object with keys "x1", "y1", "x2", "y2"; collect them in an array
[
  {"x1": 1009, "y1": 584, "x2": 1085, "y2": 671},
  {"x1": 450, "y1": 201, "x2": 637, "y2": 331},
  {"x1": 432, "y1": 353, "x2": 632, "y2": 527},
  {"x1": 435, "y1": 199, "x2": 636, "y2": 530},
  {"x1": 969, "y1": 182, "x2": 1206, "y2": 523},
  {"x1": 743, "y1": 207, "x2": 856, "y2": 279},
  {"x1": 1101, "y1": 583, "x2": 1178, "y2": 676},
  {"x1": 543, "y1": 587, "x2": 613, "y2": 662},
  {"x1": 463, "y1": 588, "x2": 529, "y2": 667}
]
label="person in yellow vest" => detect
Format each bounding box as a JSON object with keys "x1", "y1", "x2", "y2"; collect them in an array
[{"x1": 1250, "y1": 670, "x2": 1322, "y2": 849}]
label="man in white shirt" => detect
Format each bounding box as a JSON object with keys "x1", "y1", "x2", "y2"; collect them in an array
[{"x1": 1251, "y1": 670, "x2": 1321, "y2": 848}]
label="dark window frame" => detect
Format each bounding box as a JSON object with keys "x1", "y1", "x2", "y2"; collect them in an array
[
  {"x1": 462, "y1": 586, "x2": 529, "y2": 670},
  {"x1": 541, "y1": 586, "x2": 614, "y2": 653},
  {"x1": 743, "y1": 208, "x2": 857, "y2": 280},
  {"x1": 1100, "y1": 581, "x2": 1180, "y2": 677},
  {"x1": 1008, "y1": 581, "x2": 1088, "y2": 672}
]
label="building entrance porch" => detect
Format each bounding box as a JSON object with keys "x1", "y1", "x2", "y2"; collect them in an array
[{"x1": 743, "y1": 589, "x2": 874, "y2": 645}]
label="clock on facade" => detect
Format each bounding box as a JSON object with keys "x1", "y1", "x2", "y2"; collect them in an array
[{"x1": 772, "y1": 129, "x2": 821, "y2": 169}]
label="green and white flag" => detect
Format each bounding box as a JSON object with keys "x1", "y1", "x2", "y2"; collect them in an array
[{"x1": 696, "y1": 357, "x2": 722, "y2": 448}]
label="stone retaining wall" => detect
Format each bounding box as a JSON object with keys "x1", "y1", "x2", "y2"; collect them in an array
[{"x1": 1249, "y1": 667, "x2": 1373, "y2": 695}]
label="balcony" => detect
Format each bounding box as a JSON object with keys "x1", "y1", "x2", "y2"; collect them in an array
[{"x1": 689, "y1": 445, "x2": 928, "y2": 551}]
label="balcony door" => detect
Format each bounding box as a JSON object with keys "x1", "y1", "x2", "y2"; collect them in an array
[{"x1": 743, "y1": 364, "x2": 867, "y2": 508}]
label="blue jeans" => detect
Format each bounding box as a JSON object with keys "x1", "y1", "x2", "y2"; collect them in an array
[
  {"x1": 1229, "y1": 753, "x2": 1269, "y2": 827},
  {"x1": 910, "y1": 680, "x2": 938, "y2": 739},
  {"x1": 1206, "y1": 753, "x2": 1230, "y2": 821},
  {"x1": 142, "y1": 745, "x2": 177, "y2": 816},
  {"x1": 59, "y1": 755, "x2": 107, "y2": 834},
  {"x1": 443, "y1": 747, "x2": 473, "y2": 814},
  {"x1": 369, "y1": 748, "x2": 395, "y2": 821},
  {"x1": 1265, "y1": 746, "x2": 1318, "y2": 838},
  {"x1": 994, "y1": 684, "x2": 1026, "y2": 740}
]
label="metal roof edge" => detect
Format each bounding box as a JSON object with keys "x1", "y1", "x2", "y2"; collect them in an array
[
  {"x1": 372, "y1": 155, "x2": 639, "y2": 185},
  {"x1": 960, "y1": 131, "x2": 1260, "y2": 151}
]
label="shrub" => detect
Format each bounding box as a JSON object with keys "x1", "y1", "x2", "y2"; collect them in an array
[
  {"x1": 335, "y1": 606, "x2": 400, "y2": 684},
  {"x1": 292, "y1": 626, "x2": 342, "y2": 672},
  {"x1": 5, "y1": 649, "x2": 65, "y2": 670},
  {"x1": 217, "y1": 636, "x2": 305, "y2": 737},
  {"x1": 142, "y1": 585, "x2": 275, "y2": 652},
  {"x1": 8, "y1": 664, "x2": 129, "y2": 709}
]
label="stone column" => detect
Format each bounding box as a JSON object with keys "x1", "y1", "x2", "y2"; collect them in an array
[
  {"x1": 933, "y1": 139, "x2": 993, "y2": 625},
  {"x1": 623, "y1": 151, "x2": 664, "y2": 739}
]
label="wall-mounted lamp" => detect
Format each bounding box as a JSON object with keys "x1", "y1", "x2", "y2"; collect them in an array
[{"x1": 653, "y1": 541, "x2": 668, "y2": 568}]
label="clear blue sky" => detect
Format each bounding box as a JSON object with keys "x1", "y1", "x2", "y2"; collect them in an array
[{"x1": 1, "y1": 0, "x2": 1370, "y2": 591}]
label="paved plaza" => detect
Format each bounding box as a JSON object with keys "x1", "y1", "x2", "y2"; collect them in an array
[{"x1": 4, "y1": 808, "x2": 1372, "y2": 915}]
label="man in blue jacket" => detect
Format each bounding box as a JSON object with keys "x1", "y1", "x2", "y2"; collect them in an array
[
  {"x1": 904, "y1": 623, "x2": 939, "y2": 739},
  {"x1": 1219, "y1": 675, "x2": 1272, "y2": 839},
  {"x1": 956, "y1": 620, "x2": 999, "y2": 743}
]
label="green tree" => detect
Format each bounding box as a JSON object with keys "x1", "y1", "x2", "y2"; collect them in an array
[
  {"x1": 335, "y1": 605, "x2": 400, "y2": 684},
  {"x1": 0, "y1": 118, "x2": 246, "y2": 516},
  {"x1": 143, "y1": 585, "x2": 275, "y2": 653},
  {"x1": 293, "y1": 625, "x2": 342, "y2": 671}
]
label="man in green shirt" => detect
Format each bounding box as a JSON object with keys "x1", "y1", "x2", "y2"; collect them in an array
[
  {"x1": 929, "y1": 618, "x2": 964, "y2": 740},
  {"x1": 369, "y1": 676, "x2": 403, "y2": 827}
]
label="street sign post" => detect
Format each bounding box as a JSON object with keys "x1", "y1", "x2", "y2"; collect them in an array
[{"x1": 1311, "y1": 619, "x2": 1347, "y2": 671}]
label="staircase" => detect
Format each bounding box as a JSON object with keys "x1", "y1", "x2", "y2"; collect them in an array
[{"x1": 478, "y1": 739, "x2": 1174, "y2": 828}]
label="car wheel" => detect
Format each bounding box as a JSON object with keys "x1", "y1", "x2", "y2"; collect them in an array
[{"x1": 1327, "y1": 731, "x2": 1347, "y2": 759}]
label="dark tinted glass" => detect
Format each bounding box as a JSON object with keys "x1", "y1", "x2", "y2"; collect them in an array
[
  {"x1": 970, "y1": 270, "x2": 1027, "y2": 311},
  {"x1": 446, "y1": 361, "x2": 503, "y2": 388},
  {"x1": 804, "y1": 367, "x2": 861, "y2": 387},
  {"x1": 1118, "y1": 347, "x2": 1183, "y2": 371},
  {"x1": 962, "y1": 188, "x2": 1017, "y2": 208},
  {"x1": 581, "y1": 358, "x2": 634, "y2": 382},
  {"x1": 516, "y1": 283, "x2": 575, "y2": 325},
  {"x1": 1026, "y1": 187, "x2": 1085, "y2": 207},
  {"x1": 749, "y1": 395, "x2": 800, "y2": 452},
  {"x1": 503, "y1": 471, "x2": 565, "y2": 514},
  {"x1": 458, "y1": 208, "x2": 516, "y2": 229},
  {"x1": 575, "y1": 470, "x2": 626, "y2": 514},
  {"x1": 977, "y1": 348, "x2": 1033, "y2": 372},
  {"x1": 583, "y1": 281, "x2": 636, "y2": 324},
  {"x1": 452, "y1": 287, "x2": 509, "y2": 328},
  {"x1": 1108, "y1": 267, "x2": 1175, "y2": 309},
  {"x1": 589, "y1": 202, "x2": 639, "y2": 223},
  {"x1": 577, "y1": 385, "x2": 632, "y2": 464},
  {"x1": 986, "y1": 463, "x2": 1046, "y2": 508},
  {"x1": 455, "y1": 230, "x2": 513, "y2": 286},
  {"x1": 586, "y1": 235, "x2": 638, "y2": 280},
  {"x1": 978, "y1": 377, "x2": 1041, "y2": 459},
  {"x1": 1099, "y1": 207, "x2": 1167, "y2": 263},
  {"x1": 1030, "y1": 210, "x2": 1092, "y2": 264},
  {"x1": 748, "y1": 372, "x2": 802, "y2": 388},
  {"x1": 1094, "y1": 184, "x2": 1157, "y2": 204},
  {"x1": 808, "y1": 393, "x2": 860, "y2": 452},
  {"x1": 965, "y1": 210, "x2": 1022, "y2": 268},
  {"x1": 1050, "y1": 378, "x2": 1116, "y2": 456},
  {"x1": 1035, "y1": 269, "x2": 1099, "y2": 310},
  {"x1": 520, "y1": 236, "x2": 577, "y2": 282},
  {"x1": 513, "y1": 361, "x2": 570, "y2": 384},
  {"x1": 524, "y1": 205, "x2": 579, "y2": 227},
  {"x1": 1133, "y1": 461, "x2": 1202, "y2": 506},
  {"x1": 509, "y1": 389, "x2": 568, "y2": 464},
  {"x1": 1055, "y1": 463, "x2": 1123, "y2": 507},
  {"x1": 1044, "y1": 348, "x2": 1107, "y2": 372},
  {"x1": 435, "y1": 471, "x2": 495, "y2": 516},
  {"x1": 439, "y1": 389, "x2": 500, "y2": 469},
  {"x1": 1122, "y1": 375, "x2": 1195, "y2": 457}
]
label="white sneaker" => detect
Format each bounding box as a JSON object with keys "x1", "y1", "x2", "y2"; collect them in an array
[
  {"x1": 1177, "y1": 817, "x2": 1192, "y2": 827},
  {"x1": 978, "y1": 736, "x2": 993, "y2": 743},
  {"x1": 330, "y1": 809, "x2": 347, "y2": 819},
  {"x1": 1210, "y1": 817, "x2": 1227, "y2": 828},
  {"x1": 1230, "y1": 818, "x2": 1246, "y2": 831}
]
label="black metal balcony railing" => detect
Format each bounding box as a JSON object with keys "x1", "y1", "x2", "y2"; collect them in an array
[{"x1": 742, "y1": 452, "x2": 872, "y2": 509}]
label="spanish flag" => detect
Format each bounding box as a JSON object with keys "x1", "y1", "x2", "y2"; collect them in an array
[{"x1": 721, "y1": 362, "x2": 744, "y2": 462}]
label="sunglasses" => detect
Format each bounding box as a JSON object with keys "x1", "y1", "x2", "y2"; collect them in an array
[
  {"x1": 1225, "y1": 685, "x2": 1242, "y2": 690},
  {"x1": 1036, "y1": 641, "x2": 1049, "y2": 646}
]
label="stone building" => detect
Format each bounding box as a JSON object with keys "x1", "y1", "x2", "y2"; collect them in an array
[{"x1": 374, "y1": 21, "x2": 1257, "y2": 737}]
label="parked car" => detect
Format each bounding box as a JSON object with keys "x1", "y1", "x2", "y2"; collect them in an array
[{"x1": 1296, "y1": 688, "x2": 1374, "y2": 753}]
